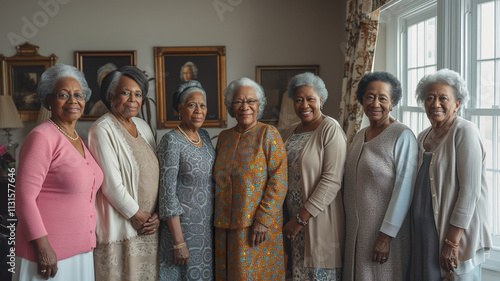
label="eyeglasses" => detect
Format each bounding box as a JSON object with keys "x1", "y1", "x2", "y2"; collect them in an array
[
  {"x1": 232, "y1": 99, "x2": 258, "y2": 107},
  {"x1": 50, "y1": 93, "x2": 86, "y2": 101}
]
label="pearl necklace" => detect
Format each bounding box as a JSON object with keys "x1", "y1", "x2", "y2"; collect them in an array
[
  {"x1": 177, "y1": 125, "x2": 201, "y2": 145},
  {"x1": 48, "y1": 118, "x2": 79, "y2": 141}
]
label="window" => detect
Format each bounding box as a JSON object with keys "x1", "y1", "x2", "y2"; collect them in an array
[
  {"x1": 381, "y1": 0, "x2": 500, "y2": 272},
  {"x1": 468, "y1": 0, "x2": 500, "y2": 248},
  {"x1": 401, "y1": 11, "x2": 436, "y2": 134}
]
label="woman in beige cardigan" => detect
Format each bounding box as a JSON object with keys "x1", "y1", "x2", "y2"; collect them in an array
[
  {"x1": 282, "y1": 73, "x2": 347, "y2": 280},
  {"x1": 411, "y1": 69, "x2": 491, "y2": 280}
]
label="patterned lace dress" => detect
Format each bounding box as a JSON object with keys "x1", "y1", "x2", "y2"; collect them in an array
[
  {"x1": 285, "y1": 131, "x2": 342, "y2": 281},
  {"x1": 157, "y1": 129, "x2": 215, "y2": 280},
  {"x1": 94, "y1": 120, "x2": 159, "y2": 281}
]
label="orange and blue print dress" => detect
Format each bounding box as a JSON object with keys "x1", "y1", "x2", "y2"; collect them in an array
[{"x1": 214, "y1": 122, "x2": 288, "y2": 280}]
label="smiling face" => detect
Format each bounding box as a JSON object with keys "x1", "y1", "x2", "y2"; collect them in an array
[
  {"x1": 362, "y1": 81, "x2": 394, "y2": 124},
  {"x1": 293, "y1": 86, "x2": 323, "y2": 126},
  {"x1": 232, "y1": 86, "x2": 259, "y2": 132},
  {"x1": 110, "y1": 75, "x2": 143, "y2": 121},
  {"x1": 179, "y1": 91, "x2": 207, "y2": 130},
  {"x1": 48, "y1": 77, "x2": 85, "y2": 123},
  {"x1": 424, "y1": 83, "x2": 460, "y2": 128}
]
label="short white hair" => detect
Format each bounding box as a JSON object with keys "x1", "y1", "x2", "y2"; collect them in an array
[
  {"x1": 224, "y1": 77, "x2": 267, "y2": 120},
  {"x1": 415, "y1": 68, "x2": 469, "y2": 105},
  {"x1": 288, "y1": 72, "x2": 328, "y2": 106},
  {"x1": 37, "y1": 64, "x2": 91, "y2": 109}
]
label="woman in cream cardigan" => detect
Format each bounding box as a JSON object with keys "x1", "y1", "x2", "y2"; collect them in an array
[
  {"x1": 88, "y1": 66, "x2": 160, "y2": 281},
  {"x1": 411, "y1": 69, "x2": 491, "y2": 280},
  {"x1": 282, "y1": 73, "x2": 347, "y2": 280}
]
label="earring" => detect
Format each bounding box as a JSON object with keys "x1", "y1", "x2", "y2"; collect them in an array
[{"x1": 49, "y1": 106, "x2": 52, "y2": 110}]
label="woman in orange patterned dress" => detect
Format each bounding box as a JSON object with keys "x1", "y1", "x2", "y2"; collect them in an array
[{"x1": 213, "y1": 77, "x2": 288, "y2": 280}]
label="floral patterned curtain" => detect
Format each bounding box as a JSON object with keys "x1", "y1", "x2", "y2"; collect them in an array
[{"x1": 338, "y1": 0, "x2": 388, "y2": 144}]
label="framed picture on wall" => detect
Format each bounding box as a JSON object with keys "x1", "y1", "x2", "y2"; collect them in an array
[
  {"x1": 256, "y1": 65, "x2": 319, "y2": 126},
  {"x1": 154, "y1": 46, "x2": 227, "y2": 129},
  {"x1": 0, "y1": 42, "x2": 57, "y2": 122},
  {"x1": 75, "y1": 50, "x2": 137, "y2": 121}
]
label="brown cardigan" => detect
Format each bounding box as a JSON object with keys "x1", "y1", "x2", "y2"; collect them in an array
[{"x1": 282, "y1": 116, "x2": 347, "y2": 268}]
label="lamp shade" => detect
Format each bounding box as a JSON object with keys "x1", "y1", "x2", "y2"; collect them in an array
[{"x1": 0, "y1": 95, "x2": 24, "y2": 129}]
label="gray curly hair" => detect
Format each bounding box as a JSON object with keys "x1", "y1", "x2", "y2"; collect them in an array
[
  {"x1": 180, "y1": 61, "x2": 198, "y2": 81},
  {"x1": 37, "y1": 64, "x2": 91, "y2": 110},
  {"x1": 415, "y1": 68, "x2": 469, "y2": 105},
  {"x1": 224, "y1": 77, "x2": 267, "y2": 120},
  {"x1": 287, "y1": 72, "x2": 328, "y2": 106}
]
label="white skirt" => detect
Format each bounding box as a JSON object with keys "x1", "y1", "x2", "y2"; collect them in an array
[{"x1": 12, "y1": 251, "x2": 94, "y2": 281}]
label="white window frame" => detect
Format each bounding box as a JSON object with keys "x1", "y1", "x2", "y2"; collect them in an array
[{"x1": 382, "y1": 0, "x2": 500, "y2": 272}]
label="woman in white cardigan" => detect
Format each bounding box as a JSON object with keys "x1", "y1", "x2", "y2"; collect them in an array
[
  {"x1": 88, "y1": 66, "x2": 160, "y2": 281},
  {"x1": 282, "y1": 73, "x2": 347, "y2": 280},
  {"x1": 411, "y1": 69, "x2": 491, "y2": 280}
]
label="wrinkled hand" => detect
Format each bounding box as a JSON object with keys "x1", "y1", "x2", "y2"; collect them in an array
[
  {"x1": 174, "y1": 245, "x2": 189, "y2": 265},
  {"x1": 131, "y1": 209, "x2": 150, "y2": 233},
  {"x1": 250, "y1": 220, "x2": 268, "y2": 248},
  {"x1": 440, "y1": 243, "x2": 459, "y2": 272},
  {"x1": 34, "y1": 237, "x2": 58, "y2": 280},
  {"x1": 283, "y1": 219, "x2": 303, "y2": 241},
  {"x1": 372, "y1": 232, "x2": 392, "y2": 264},
  {"x1": 141, "y1": 213, "x2": 159, "y2": 235}
]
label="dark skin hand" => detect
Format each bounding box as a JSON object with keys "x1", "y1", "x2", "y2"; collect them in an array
[
  {"x1": 140, "y1": 213, "x2": 160, "y2": 235},
  {"x1": 250, "y1": 220, "x2": 268, "y2": 248},
  {"x1": 440, "y1": 225, "x2": 463, "y2": 272},
  {"x1": 283, "y1": 209, "x2": 311, "y2": 241},
  {"x1": 282, "y1": 219, "x2": 303, "y2": 241},
  {"x1": 32, "y1": 236, "x2": 58, "y2": 280},
  {"x1": 372, "y1": 232, "x2": 392, "y2": 264},
  {"x1": 131, "y1": 210, "x2": 159, "y2": 235},
  {"x1": 174, "y1": 246, "x2": 190, "y2": 265}
]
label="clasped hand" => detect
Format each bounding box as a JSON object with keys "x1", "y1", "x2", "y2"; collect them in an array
[{"x1": 131, "y1": 209, "x2": 159, "y2": 235}]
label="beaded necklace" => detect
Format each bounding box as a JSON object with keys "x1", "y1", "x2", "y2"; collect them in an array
[
  {"x1": 48, "y1": 118, "x2": 79, "y2": 141},
  {"x1": 177, "y1": 125, "x2": 201, "y2": 145}
]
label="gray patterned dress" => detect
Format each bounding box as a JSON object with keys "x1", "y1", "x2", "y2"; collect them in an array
[
  {"x1": 285, "y1": 131, "x2": 342, "y2": 281},
  {"x1": 157, "y1": 129, "x2": 215, "y2": 281}
]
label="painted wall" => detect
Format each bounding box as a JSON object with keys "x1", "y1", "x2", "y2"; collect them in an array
[{"x1": 0, "y1": 0, "x2": 347, "y2": 146}]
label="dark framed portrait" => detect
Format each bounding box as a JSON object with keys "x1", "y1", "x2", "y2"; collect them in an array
[
  {"x1": 154, "y1": 46, "x2": 227, "y2": 129},
  {"x1": 0, "y1": 42, "x2": 57, "y2": 122},
  {"x1": 256, "y1": 65, "x2": 320, "y2": 125},
  {"x1": 75, "y1": 50, "x2": 137, "y2": 121}
]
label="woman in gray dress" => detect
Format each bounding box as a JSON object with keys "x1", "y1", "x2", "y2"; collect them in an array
[
  {"x1": 343, "y1": 72, "x2": 418, "y2": 281},
  {"x1": 157, "y1": 80, "x2": 215, "y2": 280}
]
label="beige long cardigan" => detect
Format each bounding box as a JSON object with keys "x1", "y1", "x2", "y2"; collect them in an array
[
  {"x1": 282, "y1": 116, "x2": 347, "y2": 268},
  {"x1": 417, "y1": 117, "x2": 492, "y2": 276}
]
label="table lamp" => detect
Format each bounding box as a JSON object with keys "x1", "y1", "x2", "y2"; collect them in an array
[{"x1": 0, "y1": 95, "x2": 24, "y2": 161}]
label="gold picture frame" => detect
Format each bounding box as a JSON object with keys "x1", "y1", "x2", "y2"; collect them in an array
[
  {"x1": 75, "y1": 50, "x2": 137, "y2": 121},
  {"x1": 154, "y1": 46, "x2": 227, "y2": 129},
  {"x1": 0, "y1": 42, "x2": 57, "y2": 122},
  {"x1": 256, "y1": 65, "x2": 319, "y2": 125}
]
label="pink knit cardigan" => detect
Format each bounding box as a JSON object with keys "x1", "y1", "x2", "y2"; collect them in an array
[{"x1": 15, "y1": 121, "x2": 103, "y2": 262}]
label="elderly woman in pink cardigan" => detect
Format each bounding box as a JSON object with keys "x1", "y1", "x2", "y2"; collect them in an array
[{"x1": 14, "y1": 64, "x2": 103, "y2": 280}]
